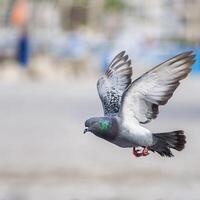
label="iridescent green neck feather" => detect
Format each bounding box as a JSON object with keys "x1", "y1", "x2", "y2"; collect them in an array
[
  {"x1": 84, "y1": 117, "x2": 118, "y2": 141},
  {"x1": 99, "y1": 119, "x2": 111, "y2": 131}
]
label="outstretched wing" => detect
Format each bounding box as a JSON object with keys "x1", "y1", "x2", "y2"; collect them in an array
[
  {"x1": 97, "y1": 51, "x2": 132, "y2": 116},
  {"x1": 120, "y1": 51, "x2": 195, "y2": 124}
]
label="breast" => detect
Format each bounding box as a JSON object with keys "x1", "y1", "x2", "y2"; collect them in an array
[
  {"x1": 109, "y1": 118, "x2": 134, "y2": 147},
  {"x1": 113, "y1": 119, "x2": 153, "y2": 147}
]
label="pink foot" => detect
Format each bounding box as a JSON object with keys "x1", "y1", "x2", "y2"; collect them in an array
[
  {"x1": 133, "y1": 146, "x2": 149, "y2": 157},
  {"x1": 142, "y1": 146, "x2": 149, "y2": 156},
  {"x1": 133, "y1": 147, "x2": 143, "y2": 157}
]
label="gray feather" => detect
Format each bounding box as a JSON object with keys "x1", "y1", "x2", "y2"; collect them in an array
[
  {"x1": 120, "y1": 51, "x2": 195, "y2": 124},
  {"x1": 97, "y1": 51, "x2": 132, "y2": 116}
]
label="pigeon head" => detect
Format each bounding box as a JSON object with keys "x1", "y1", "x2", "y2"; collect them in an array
[{"x1": 84, "y1": 117, "x2": 118, "y2": 141}]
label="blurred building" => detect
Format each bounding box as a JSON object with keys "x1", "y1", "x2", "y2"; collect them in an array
[
  {"x1": 172, "y1": 0, "x2": 200, "y2": 43},
  {"x1": 0, "y1": 0, "x2": 199, "y2": 41},
  {"x1": 0, "y1": 0, "x2": 199, "y2": 77},
  {"x1": 123, "y1": 0, "x2": 200, "y2": 43}
]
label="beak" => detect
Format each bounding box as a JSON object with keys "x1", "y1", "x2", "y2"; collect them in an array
[{"x1": 83, "y1": 127, "x2": 89, "y2": 134}]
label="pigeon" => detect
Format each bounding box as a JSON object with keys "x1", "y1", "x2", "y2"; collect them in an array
[{"x1": 84, "y1": 51, "x2": 195, "y2": 157}]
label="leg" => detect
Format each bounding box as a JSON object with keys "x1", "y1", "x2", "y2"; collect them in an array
[
  {"x1": 132, "y1": 146, "x2": 143, "y2": 157},
  {"x1": 142, "y1": 146, "x2": 149, "y2": 156},
  {"x1": 132, "y1": 146, "x2": 149, "y2": 157}
]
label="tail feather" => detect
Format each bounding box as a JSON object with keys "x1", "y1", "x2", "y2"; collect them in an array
[{"x1": 149, "y1": 130, "x2": 186, "y2": 157}]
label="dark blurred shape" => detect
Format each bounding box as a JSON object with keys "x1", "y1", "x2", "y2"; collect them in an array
[
  {"x1": 16, "y1": 28, "x2": 29, "y2": 68},
  {"x1": 69, "y1": 6, "x2": 87, "y2": 29},
  {"x1": 61, "y1": 1, "x2": 88, "y2": 30}
]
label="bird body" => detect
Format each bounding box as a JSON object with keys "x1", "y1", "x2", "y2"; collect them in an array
[
  {"x1": 84, "y1": 51, "x2": 195, "y2": 157},
  {"x1": 85, "y1": 116, "x2": 152, "y2": 148},
  {"x1": 114, "y1": 116, "x2": 152, "y2": 147}
]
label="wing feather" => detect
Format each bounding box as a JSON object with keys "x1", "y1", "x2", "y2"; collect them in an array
[
  {"x1": 120, "y1": 51, "x2": 195, "y2": 124},
  {"x1": 97, "y1": 51, "x2": 132, "y2": 116}
]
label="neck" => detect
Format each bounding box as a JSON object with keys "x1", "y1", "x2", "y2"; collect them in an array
[{"x1": 94, "y1": 117, "x2": 118, "y2": 141}]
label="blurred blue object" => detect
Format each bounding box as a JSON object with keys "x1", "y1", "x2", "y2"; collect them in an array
[
  {"x1": 97, "y1": 44, "x2": 110, "y2": 72},
  {"x1": 17, "y1": 30, "x2": 29, "y2": 68},
  {"x1": 167, "y1": 45, "x2": 200, "y2": 74},
  {"x1": 65, "y1": 32, "x2": 87, "y2": 59},
  {"x1": 191, "y1": 47, "x2": 200, "y2": 74},
  {"x1": 150, "y1": 45, "x2": 200, "y2": 74}
]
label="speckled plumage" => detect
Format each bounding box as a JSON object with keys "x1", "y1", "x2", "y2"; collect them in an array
[
  {"x1": 84, "y1": 51, "x2": 195, "y2": 157},
  {"x1": 97, "y1": 51, "x2": 132, "y2": 116}
]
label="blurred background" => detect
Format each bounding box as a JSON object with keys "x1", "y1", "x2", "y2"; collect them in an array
[{"x1": 0, "y1": 0, "x2": 199, "y2": 199}]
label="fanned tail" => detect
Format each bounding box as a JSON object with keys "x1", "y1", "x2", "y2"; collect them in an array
[{"x1": 149, "y1": 130, "x2": 186, "y2": 157}]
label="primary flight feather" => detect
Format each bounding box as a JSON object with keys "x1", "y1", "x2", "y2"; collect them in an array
[{"x1": 84, "y1": 51, "x2": 195, "y2": 157}]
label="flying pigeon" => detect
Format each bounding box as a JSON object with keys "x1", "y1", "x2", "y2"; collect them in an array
[{"x1": 84, "y1": 51, "x2": 195, "y2": 157}]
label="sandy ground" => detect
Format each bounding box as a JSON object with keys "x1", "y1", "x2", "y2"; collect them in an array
[{"x1": 0, "y1": 76, "x2": 199, "y2": 200}]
